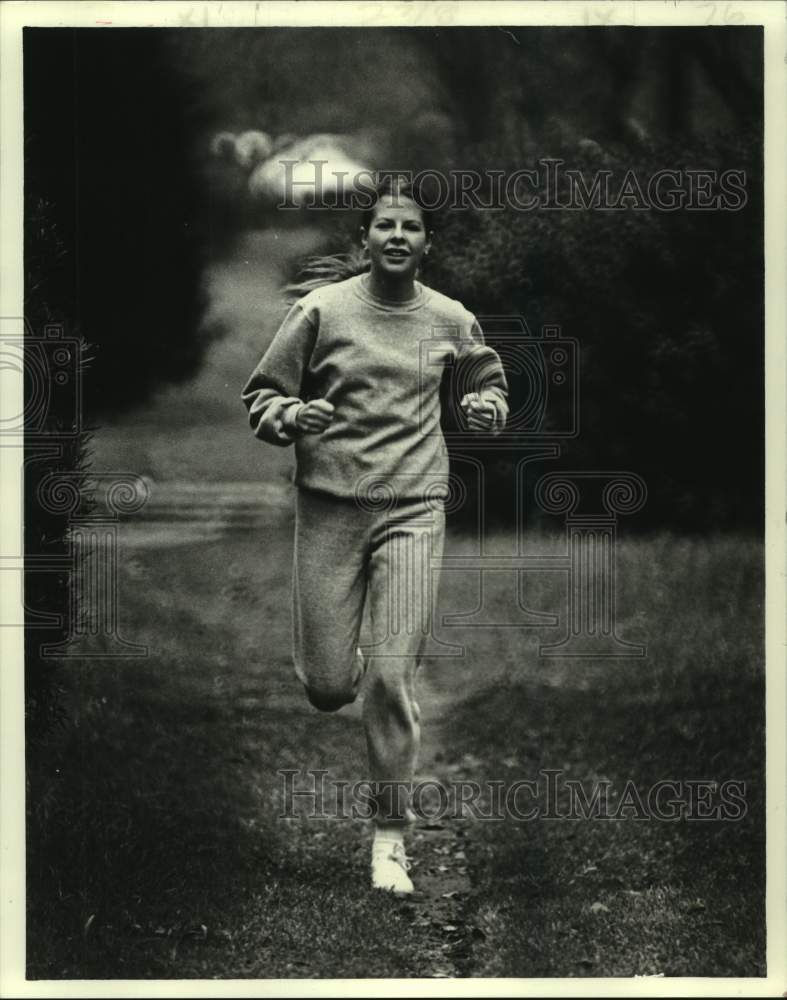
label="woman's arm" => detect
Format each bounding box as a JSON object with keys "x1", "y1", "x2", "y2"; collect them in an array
[
  {"x1": 241, "y1": 301, "x2": 318, "y2": 447},
  {"x1": 456, "y1": 318, "x2": 509, "y2": 435},
  {"x1": 242, "y1": 386, "x2": 306, "y2": 446}
]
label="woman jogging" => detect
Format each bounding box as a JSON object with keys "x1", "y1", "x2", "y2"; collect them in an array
[{"x1": 241, "y1": 178, "x2": 509, "y2": 895}]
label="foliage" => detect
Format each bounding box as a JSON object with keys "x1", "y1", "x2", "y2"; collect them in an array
[
  {"x1": 426, "y1": 129, "x2": 763, "y2": 530},
  {"x1": 24, "y1": 27, "x2": 764, "y2": 528},
  {"x1": 24, "y1": 29, "x2": 212, "y2": 416},
  {"x1": 23, "y1": 194, "x2": 94, "y2": 741}
]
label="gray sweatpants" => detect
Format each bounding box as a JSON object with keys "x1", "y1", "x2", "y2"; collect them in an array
[{"x1": 292, "y1": 486, "x2": 446, "y2": 825}]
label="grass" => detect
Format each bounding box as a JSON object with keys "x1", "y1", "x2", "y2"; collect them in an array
[
  {"x1": 443, "y1": 671, "x2": 764, "y2": 978},
  {"x1": 26, "y1": 520, "x2": 765, "y2": 979}
]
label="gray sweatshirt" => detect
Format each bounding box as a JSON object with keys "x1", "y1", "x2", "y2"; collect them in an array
[{"x1": 241, "y1": 273, "x2": 509, "y2": 501}]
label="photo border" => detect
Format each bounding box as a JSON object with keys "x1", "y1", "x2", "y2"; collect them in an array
[{"x1": 1, "y1": 1, "x2": 784, "y2": 996}]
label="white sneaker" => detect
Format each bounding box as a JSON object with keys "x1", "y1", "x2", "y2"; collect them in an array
[{"x1": 371, "y1": 841, "x2": 414, "y2": 895}]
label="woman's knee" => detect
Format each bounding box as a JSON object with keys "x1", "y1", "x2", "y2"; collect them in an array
[
  {"x1": 296, "y1": 647, "x2": 365, "y2": 713},
  {"x1": 302, "y1": 678, "x2": 358, "y2": 713}
]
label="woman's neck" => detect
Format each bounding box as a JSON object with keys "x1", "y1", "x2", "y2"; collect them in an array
[{"x1": 365, "y1": 269, "x2": 418, "y2": 303}]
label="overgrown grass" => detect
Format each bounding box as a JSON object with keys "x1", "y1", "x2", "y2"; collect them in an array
[
  {"x1": 26, "y1": 522, "x2": 764, "y2": 979},
  {"x1": 439, "y1": 532, "x2": 765, "y2": 978}
]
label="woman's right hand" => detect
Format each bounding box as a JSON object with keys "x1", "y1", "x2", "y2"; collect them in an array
[{"x1": 293, "y1": 398, "x2": 335, "y2": 434}]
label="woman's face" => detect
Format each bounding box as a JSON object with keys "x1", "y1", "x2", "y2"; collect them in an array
[{"x1": 362, "y1": 195, "x2": 431, "y2": 281}]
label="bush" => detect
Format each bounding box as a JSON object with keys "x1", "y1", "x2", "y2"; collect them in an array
[{"x1": 426, "y1": 129, "x2": 763, "y2": 531}]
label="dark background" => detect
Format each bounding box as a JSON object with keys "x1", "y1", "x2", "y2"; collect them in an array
[{"x1": 24, "y1": 26, "x2": 764, "y2": 533}]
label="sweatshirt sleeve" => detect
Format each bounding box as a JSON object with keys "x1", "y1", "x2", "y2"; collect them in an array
[
  {"x1": 241, "y1": 301, "x2": 317, "y2": 447},
  {"x1": 455, "y1": 317, "x2": 510, "y2": 434}
]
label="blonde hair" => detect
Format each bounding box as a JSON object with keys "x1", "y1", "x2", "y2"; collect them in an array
[{"x1": 284, "y1": 248, "x2": 369, "y2": 303}]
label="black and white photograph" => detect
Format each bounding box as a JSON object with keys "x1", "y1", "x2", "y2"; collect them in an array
[{"x1": 2, "y1": 0, "x2": 785, "y2": 992}]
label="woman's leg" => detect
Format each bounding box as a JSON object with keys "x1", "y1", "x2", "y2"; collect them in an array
[
  {"x1": 363, "y1": 498, "x2": 446, "y2": 825},
  {"x1": 292, "y1": 488, "x2": 370, "y2": 712}
]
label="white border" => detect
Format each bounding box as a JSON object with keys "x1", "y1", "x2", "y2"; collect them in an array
[{"x1": 1, "y1": 2, "x2": 784, "y2": 997}]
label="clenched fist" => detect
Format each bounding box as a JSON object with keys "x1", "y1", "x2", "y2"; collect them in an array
[
  {"x1": 291, "y1": 398, "x2": 335, "y2": 434},
  {"x1": 459, "y1": 391, "x2": 499, "y2": 432}
]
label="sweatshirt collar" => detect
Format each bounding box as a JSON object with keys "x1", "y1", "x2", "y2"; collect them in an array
[{"x1": 353, "y1": 274, "x2": 426, "y2": 312}]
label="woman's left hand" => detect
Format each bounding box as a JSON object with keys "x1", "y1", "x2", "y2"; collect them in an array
[{"x1": 460, "y1": 391, "x2": 498, "y2": 432}]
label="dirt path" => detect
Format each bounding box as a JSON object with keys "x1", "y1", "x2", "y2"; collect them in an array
[
  {"x1": 89, "y1": 227, "x2": 499, "y2": 975},
  {"x1": 115, "y1": 480, "x2": 491, "y2": 978}
]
